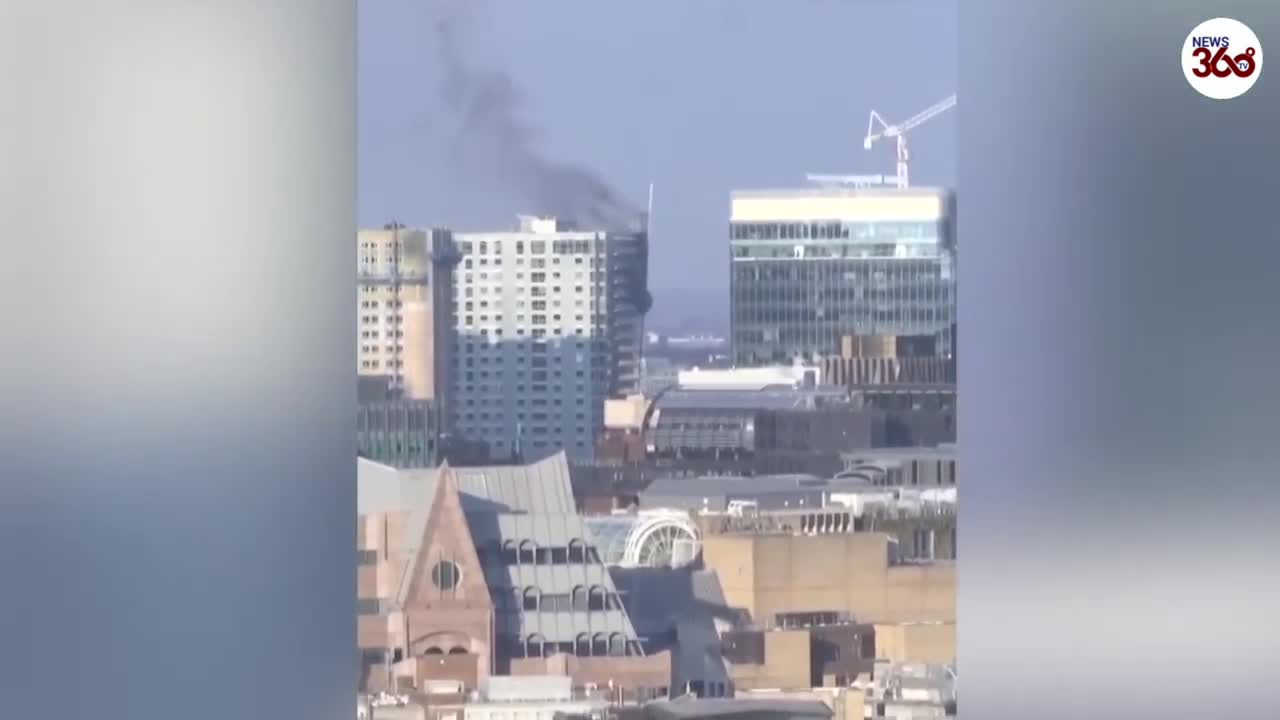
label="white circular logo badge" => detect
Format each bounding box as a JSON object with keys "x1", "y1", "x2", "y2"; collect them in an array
[{"x1": 1183, "y1": 18, "x2": 1263, "y2": 100}]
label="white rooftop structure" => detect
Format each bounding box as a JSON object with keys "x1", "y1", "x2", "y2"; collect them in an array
[{"x1": 676, "y1": 364, "x2": 819, "y2": 392}]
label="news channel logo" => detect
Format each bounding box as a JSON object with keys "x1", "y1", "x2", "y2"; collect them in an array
[{"x1": 1182, "y1": 18, "x2": 1263, "y2": 100}]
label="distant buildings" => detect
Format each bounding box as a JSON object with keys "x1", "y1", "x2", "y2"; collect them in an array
[
  {"x1": 575, "y1": 366, "x2": 955, "y2": 499},
  {"x1": 450, "y1": 216, "x2": 650, "y2": 463},
  {"x1": 356, "y1": 215, "x2": 650, "y2": 466},
  {"x1": 729, "y1": 187, "x2": 956, "y2": 365}
]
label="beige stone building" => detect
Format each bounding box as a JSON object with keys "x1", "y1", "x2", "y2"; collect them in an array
[
  {"x1": 701, "y1": 531, "x2": 954, "y2": 670},
  {"x1": 872, "y1": 622, "x2": 955, "y2": 665},
  {"x1": 703, "y1": 533, "x2": 955, "y2": 628},
  {"x1": 357, "y1": 225, "x2": 456, "y2": 404}
]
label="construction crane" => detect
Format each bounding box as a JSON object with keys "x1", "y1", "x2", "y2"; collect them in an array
[{"x1": 864, "y1": 93, "x2": 956, "y2": 188}]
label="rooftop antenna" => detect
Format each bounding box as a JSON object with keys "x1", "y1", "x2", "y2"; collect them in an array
[{"x1": 646, "y1": 181, "x2": 654, "y2": 232}]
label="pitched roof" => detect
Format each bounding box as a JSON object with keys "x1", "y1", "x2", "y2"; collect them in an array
[
  {"x1": 396, "y1": 464, "x2": 492, "y2": 610},
  {"x1": 359, "y1": 452, "x2": 577, "y2": 556},
  {"x1": 365, "y1": 454, "x2": 645, "y2": 645}
]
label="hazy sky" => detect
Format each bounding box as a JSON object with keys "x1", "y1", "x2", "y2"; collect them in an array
[{"x1": 359, "y1": 0, "x2": 956, "y2": 330}]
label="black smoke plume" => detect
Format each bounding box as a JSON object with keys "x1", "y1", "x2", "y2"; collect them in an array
[{"x1": 432, "y1": 5, "x2": 640, "y2": 230}]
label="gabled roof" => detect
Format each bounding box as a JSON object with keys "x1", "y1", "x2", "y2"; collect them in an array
[
  {"x1": 366, "y1": 454, "x2": 646, "y2": 645},
  {"x1": 358, "y1": 452, "x2": 576, "y2": 517},
  {"x1": 370, "y1": 453, "x2": 576, "y2": 607},
  {"x1": 359, "y1": 452, "x2": 577, "y2": 560},
  {"x1": 396, "y1": 464, "x2": 492, "y2": 610}
]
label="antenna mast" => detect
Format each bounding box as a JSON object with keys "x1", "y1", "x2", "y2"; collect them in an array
[{"x1": 646, "y1": 182, "x2": 654, "y2": 232}]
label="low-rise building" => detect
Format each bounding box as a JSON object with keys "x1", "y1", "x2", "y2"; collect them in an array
[
  {"x1": 357, "y1": 454, "x2": 671, "y2": 698},
  {"x1": 700, "y1": 532, "x2": 955, "y2": 633}
]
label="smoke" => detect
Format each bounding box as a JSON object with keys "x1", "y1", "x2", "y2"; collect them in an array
[{"x1": 432, "y1": 4, "x2": 640, "y2": 230}]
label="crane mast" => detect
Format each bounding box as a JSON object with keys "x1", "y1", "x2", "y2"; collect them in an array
[{"x1": 864, "y1": 94, "x2": 956, "y2": 188}]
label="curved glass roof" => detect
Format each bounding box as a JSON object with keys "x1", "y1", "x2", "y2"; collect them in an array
[
  {"x1": 584, "y1": 515, "x2": 639, "y2": 566},
  {"x1": 583, "y1": 512, "x2": 702, "y2": 569}
]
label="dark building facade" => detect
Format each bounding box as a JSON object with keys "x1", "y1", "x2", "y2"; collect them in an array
[
  {"x1": 357, "y1": 398, "x2": 440, "y2": 469},
  {"x1": 357, "y1": 375, "x2": 442, "y2": 468},
  {"x1": 847, "y1": 385, "x2": 956, "y2": 447}
]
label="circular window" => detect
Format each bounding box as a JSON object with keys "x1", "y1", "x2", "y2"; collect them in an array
[{"x1": 431, "y1": 560, "x2": 461, "y2": 590}]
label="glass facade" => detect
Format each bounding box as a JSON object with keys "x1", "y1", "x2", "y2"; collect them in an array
[
  {"x1": 356, "y1": 399, "x2": 439, "y2": 468},
  {"x1": 730, "y1": 218, "x2": 955, "y2": 365}
]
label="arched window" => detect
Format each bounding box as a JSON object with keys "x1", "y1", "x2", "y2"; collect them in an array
[
  {"x1": 575, "y1": 633, "x2": 591, "y2": 657},
  {"x1": 501, "y1": 540, "x2": 518, "y2": 564},
  {"x1": 608, "y1": 633, "x2": 626, "y2": 657},
  {"x1": 567, "y1": 539, "x2": 586, "y2": 563},
  {"x1": 587, "y1": 586, "x2": 606, "y2": 611},
  {"x1": 571, "y1": 585, "x2": 588, "y2": 612},
  {"x1": 448, "y1": 646, "x2": 468, "y2": 655},
  {"x1": 423, "y1": 647, "x2": 443, "y2": 655},
  {"x1": 518, "y1": 540, "x2": 536, "y2": 565},
  {"x1": 591, "y1": 633, "x2": 608, "y2": 657},
  {"x1": 522, "y1": 587, "x2": 541, "y2": 611},
  {"x1": 526, "y1": 634, "x2": 547, "y2": 658}
]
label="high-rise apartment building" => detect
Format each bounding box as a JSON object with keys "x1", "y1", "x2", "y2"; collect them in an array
[
  {"x1": 729, "y1": 187, "x2": 956, "y2": 365},
  {"x1": 357, "y1": 225, "x2": 457, "y2": 407},
  {"x1": 451, "y1": 216, "x2": 649, "y2": 462}
]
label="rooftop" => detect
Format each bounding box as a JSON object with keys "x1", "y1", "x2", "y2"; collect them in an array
[
  {"x1": 841, "y1": 444, "x2": 957, "y2": 465},
  {"x1": 730, "y1": 187, "x2": 951, "y2": 224},
  {"x1": 645, "y1": 696, "x2": 833, "y2": 720},
  {"x1": 641, "y1": 473, "x2": 867, "y2": 500},
  {"x1": 731, "y1": 187, "x2": 949, "y2": 200},
  {"x1": 358, "y1": 455, "x2": 649, "y2": 646},
  {"x1": 655, "y1": 387, "x2": 849, "y2": 412}
]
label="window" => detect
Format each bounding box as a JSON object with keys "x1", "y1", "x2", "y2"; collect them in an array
[
  {"x1": 431, "y1": 560, "x2": 461, "y2": 590},
  {"x1": 912, "y1": 529, "x2": 934, "y2": 560},
  {"x1": 518, "y1": 540, "x2": 536, "y2": 565},
  {"x1": 568, "y1": 539, "x2": 586, "y2": 563}
]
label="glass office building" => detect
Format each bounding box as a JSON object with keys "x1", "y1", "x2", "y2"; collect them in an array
[{"x1": 729, "y1": 187, "x2": 955, "y2": 365}]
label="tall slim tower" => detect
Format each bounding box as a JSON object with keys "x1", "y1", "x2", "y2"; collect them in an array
[{"x1": 357, "y1": 225, "x2": 457, "y2": 411}]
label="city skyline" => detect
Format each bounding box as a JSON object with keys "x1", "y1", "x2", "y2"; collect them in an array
[{"x1": 359, "y1": 0, "x2": 957, "y2": 331}]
